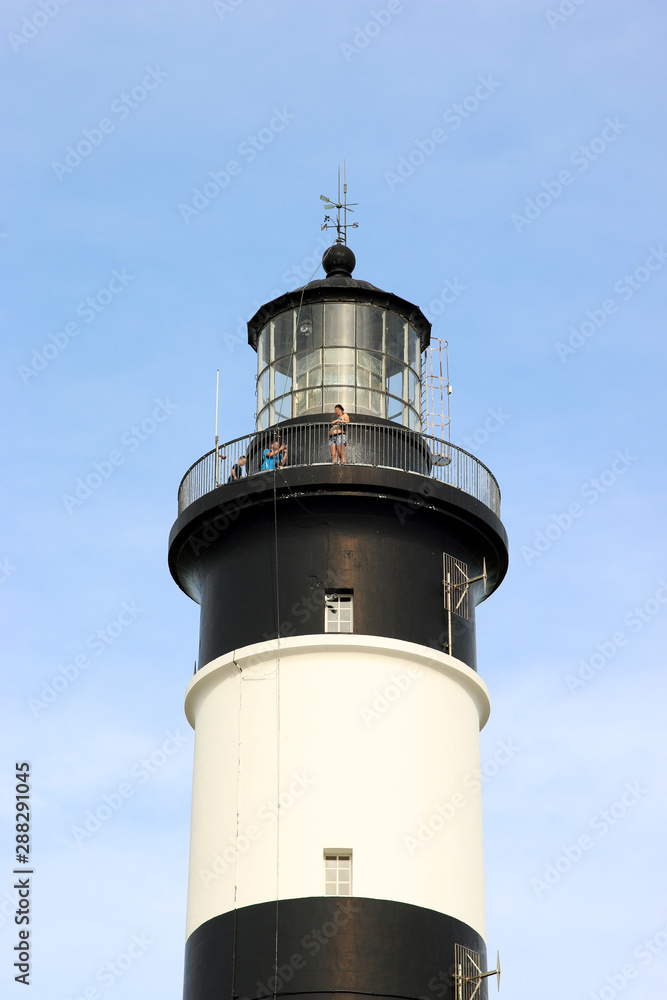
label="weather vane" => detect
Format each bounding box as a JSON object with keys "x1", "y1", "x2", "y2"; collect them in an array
[{"x1": 320, "y1": 161, "x2": 358, "y2": 245}]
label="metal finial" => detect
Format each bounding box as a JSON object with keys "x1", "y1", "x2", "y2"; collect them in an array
[{"x1": 320, "y1": 161, "x2": 358, "y2": 245}]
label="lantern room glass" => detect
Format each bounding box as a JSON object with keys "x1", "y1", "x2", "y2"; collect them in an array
[{"x1": 256, "y1": 303, "x2": 423, "y2": 430}]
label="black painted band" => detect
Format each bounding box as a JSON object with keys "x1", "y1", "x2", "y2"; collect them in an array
[
  {"x1": 183, "y1": 896, "x2": 487, "y2": 1000},
  {"x1": 169, "y1": 465, "x2": 508, "y2": 671}
]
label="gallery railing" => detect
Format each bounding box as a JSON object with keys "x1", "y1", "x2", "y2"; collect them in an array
[{"x1": 177, "y1": 421, "x2": 501, "y2": 517}]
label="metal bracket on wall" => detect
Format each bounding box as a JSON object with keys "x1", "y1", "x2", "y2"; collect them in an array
[
  {"x1": 454, "y1": 943, "x2": 501, "y2": 1000},
  {"x1": 442, "y1": 554, "x2": 487, "y2": 655}
]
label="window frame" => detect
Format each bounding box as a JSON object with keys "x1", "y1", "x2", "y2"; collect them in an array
[
  {"x1": 324, "y1": 591, "x2": 353, "y2": 633},
  {"x1": 324, "y1": 850, "x2": 352, "y2": 896}
]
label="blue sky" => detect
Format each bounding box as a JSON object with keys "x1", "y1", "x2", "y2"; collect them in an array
[{"x1": 1, "y1": 1, "x2": 666, "y2": 997}]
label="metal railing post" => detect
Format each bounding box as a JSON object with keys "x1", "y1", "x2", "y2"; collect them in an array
[{"x1": 177, "y1": 422, "x2": 501, "y2": 518}]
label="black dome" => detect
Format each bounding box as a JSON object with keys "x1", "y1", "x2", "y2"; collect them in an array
[{"x1": 322, "y1": 243, "x2": 356, "y2": 277}]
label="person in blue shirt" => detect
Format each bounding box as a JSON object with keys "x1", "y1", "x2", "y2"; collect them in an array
[{"x1": 261, "y1": 439, "x2": 287, "y2": 471}]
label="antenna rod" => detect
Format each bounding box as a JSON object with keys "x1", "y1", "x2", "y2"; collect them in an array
[
  {"x1": 320, "y1": 165, "x2": 358, "y2": 244},
  {"x1": 214, "y1": 369, "x2": 220, "y2": 488},
  {"x1": 337, "y1": 165, "x2": 342, "y2": 243},
  {"x1": 343, "y1": 159, "x2": 347, "y2": 244}
]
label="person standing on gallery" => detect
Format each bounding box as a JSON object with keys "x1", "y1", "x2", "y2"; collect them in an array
[
  {"x1": 227, "y1": 455, "x2": 246, "y2": 482},
  {"x1": 329, "y1": 404, "x2": 349, "y2": 464}
]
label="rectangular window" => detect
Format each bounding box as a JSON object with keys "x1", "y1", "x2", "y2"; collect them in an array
[
  {"x1": 272, "y1": 313, "x2": 294, "y2": 360},
  {"x1": 356, "y1": 305, "x2": 384, "y2": 352},
  {"x1": 259, "y1": 368, "x2": 270, "y2": 408},
  {"x1": 324, "y1": 592, "x2": 353, "y2": 633},
  {"x1": 295, "y1": 349, "x2": 322, "y2": 390},
  {"x1": 386, "y1": 313, "x2": 407, "y2": 361},
  {"x1": 324, "y1": 387, "x2": 354, "y2": 413},
  {"x1": 273, "y1": 394, "x2": 292, "y2": 421},
  {"x1": 273, "y1": 364, "x2": 293, "y2": 398},
  {"x1": 324, "y1": 851, "x2": 352, "y2": 895},
  {"x1": 296, "y1": 304, "x2": 323, "y2": 350},
  {"x1": 323, "y1": 347, "x2": 355, "y2": 387},
  {"x1": 324, "y1": 302, "x2": 355, "y2": 347},
  {"x1": 386, "y1": 395, "x2": 404, "y2": 423}
]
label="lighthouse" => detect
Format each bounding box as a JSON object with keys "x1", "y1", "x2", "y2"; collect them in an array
[{"x1": 168, "y1": 227, "x2": 508, "y2": 1000}]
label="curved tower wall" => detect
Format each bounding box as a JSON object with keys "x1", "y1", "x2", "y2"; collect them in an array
[{"x1": 184, "y1": 636, "x2": 490, "y2": 938}]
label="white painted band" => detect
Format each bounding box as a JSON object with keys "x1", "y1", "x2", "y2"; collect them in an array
[{"x1": 184, "y1": 635, "x2": 490, "y2": 940}]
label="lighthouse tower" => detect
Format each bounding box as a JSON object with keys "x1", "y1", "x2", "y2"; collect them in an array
[{"x1": 168, "y1": 236, "x2": 508, "y2": 1000}]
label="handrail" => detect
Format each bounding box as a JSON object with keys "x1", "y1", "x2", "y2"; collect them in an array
[{"x1": 177, "y1": 422, "x2": 501, "y2": 518}]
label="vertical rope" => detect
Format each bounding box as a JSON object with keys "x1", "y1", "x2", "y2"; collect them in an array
[
  {"x1": 233, "y1": 663, "x2": 244, "y2": 906},
  {"x1": 231, "y1": 658, "x2": 243, "y2": 1000},
  {"x1": 286, "y1": 260, "x2": 323, "y2": 422},
  {"x1": 272, "y1": 470, "x2": 281, "y2": 998}
]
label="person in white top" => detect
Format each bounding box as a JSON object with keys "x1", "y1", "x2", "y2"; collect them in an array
[{"x1": 328, "y1": 404, "x2": 350, "y2": 464}]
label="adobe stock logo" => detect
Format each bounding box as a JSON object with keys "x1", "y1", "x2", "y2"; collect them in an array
[
  {"x1": 212, "y1": 0, "x2": 243, "y2": 18},
  {"x1": 339, "y1": 0, "x2": 412, "y2": 62},
  {"x1": 545, "y1": 0, "x2": 589, "y2": 31},
  {"x1": 587, "y1": 920, "x2": 667, "y2": 1000},
  {"x1": 530, "y1": 782, "x2": 647, "y2": 897},
  {"x1": 71, "y1": 731, "x2": 190, "y2": 847},
  {"x1": 555, "y1": 246, "x2": 667, "y2": 362},
  {"x1": 61, "y1": 398, "x2": 178, "y2": 513},
  {"x1": 18, "y1": 268, "x2": 136, "y2": 384},
  {"x1": 404, "y1": 739, "x2": 521, "y2": 855},
  {"x1": 198, "y1": 773, "x2": 316, "y2": 888},
  {"x1": 27, "y1": 600, "x2": 143, "y2": 717},
  {"x1": 0, "y1": 558, "x2": 17, "y2": 585},
  {"x1": 8, "y1": 0, "x2": 71, "y2": 53},
  {"x1": 385, "y1": 76, "x2": 501, "y2": 192},
  {"x1": 564, "y1": 579, "x2": 667, "y2": 694},
  {"x1": 521, "y1": 449, "x2": 637, "y2": 566},
  {"x1": 511, "y1": 118, "x2": 628, "y2": 234},
  {"x1": 359, "y1": 665, "x2": 421, "y2": 726},
  {"x1": 51, "y1": 68, "x2": 168, "y2": 181},
  {"x1": 457, "y1": 407, "x2": 510, "y2": 453},
  {"x1": 178, "y1": 108, "x2": 295, "y2": 224}
]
